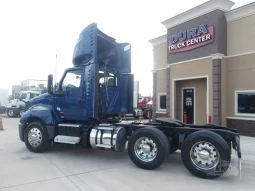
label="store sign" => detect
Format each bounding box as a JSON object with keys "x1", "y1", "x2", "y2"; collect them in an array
[{"x1": 168, "y1": 25, "x2": 214, "y2": 53}]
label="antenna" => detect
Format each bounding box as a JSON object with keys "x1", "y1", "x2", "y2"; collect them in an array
[{"x1": 55, "y1": 54, "x2": 58, "y2": 85}]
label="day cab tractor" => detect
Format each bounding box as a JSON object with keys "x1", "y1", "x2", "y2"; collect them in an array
[
  {"x1": 18, "y1": 23, "x2": 241, "y2": 179},
  {"x1": 138, "y1": 96, "x2": 152, "y2": 119}
]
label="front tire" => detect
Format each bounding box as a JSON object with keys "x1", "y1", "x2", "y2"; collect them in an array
[
  {"x1": 143, "y1": 109, "x2": 151, "y2": 119},
  {"x1": 19, "y1": 109, "x2": 25, "y2": 117},
  {"x1": 24, "y1": 121, "x2": 51, "y2": 153},
  {"x1": 181, "y1": 130, "x2": 231, "y2": 179},
  {"x1": 133, "y1": 110, "x2": 138, "y2": 118},
  {"x1": 128, "y1": 127, "x2": 169, "y2": 170},
  {"x1": 7, "y1": 109, "x2": 17, "y2": 118}
]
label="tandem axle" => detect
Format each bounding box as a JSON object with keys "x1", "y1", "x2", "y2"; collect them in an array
[{"x1": 19, "y1": 117, "x2": 242, "y2": 179}]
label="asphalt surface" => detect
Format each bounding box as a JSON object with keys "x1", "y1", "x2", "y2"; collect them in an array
[{"x1": 0, "y1": 115, "x2": 255, "y2": 191}]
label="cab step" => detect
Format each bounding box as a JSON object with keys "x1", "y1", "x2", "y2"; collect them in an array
[{"x1": 54, "y1": 135, "x2": 80, "y2": 144}]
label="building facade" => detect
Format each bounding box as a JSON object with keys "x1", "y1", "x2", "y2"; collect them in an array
[{"x1": 149, "y1": 0, "x2": 255, "y2": 136}]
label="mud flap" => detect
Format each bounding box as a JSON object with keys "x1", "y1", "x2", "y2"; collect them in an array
[{"x1": 235, "y1": 136, "x2": 242, "y2": 178}]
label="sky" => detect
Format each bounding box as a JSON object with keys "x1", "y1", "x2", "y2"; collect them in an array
[{"x1": 0, "y1": 0, "x2": 253, "y2": 95}]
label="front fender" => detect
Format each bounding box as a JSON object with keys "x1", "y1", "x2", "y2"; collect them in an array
[{"x1": 20, "y1": 104, "x2": 61, "y2": 125}]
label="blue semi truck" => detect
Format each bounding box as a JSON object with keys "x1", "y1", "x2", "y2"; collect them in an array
[{"x1": 18, "y1": 23, "x2": 242, "y2": 179}]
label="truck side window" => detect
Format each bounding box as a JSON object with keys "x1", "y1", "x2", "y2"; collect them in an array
[
  {"x1": 20, "y1": 93, "x2": 27, "y2": 100},
  {"x1": 62, "y1": 69, "x2": 82, "y2": 92},
  {"x1": 99, "y1": 72, "x2": 117, "y2": 87},
  {"x1": 30, "y1": 93, "x2": 39, "y2": 99},
  {"x1": 143, "y1": 97, "x2": 149, "y2": 103}
]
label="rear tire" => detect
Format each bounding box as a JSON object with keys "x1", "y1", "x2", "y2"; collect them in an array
[
  {"x1": 128, "y1": 127, "x2": 169, "y2": 170},
  {"x1": 24, "y1": 121, "x2": 51, "y2": 153},
  {"x1": 181, "y1": 130, "x2": 231, "y2": 179}
]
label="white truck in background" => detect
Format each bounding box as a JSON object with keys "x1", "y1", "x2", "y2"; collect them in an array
[
  {"x1": 6, "y1": 79, "x2": 47, "y2": 117},
  {"x1": 6, "y1": 90, "x2": 41, "y2": 117}
]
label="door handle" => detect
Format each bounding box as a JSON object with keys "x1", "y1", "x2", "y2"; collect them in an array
[{"x1": 77, "y1": 100, "x2": 82, "y2": 108}]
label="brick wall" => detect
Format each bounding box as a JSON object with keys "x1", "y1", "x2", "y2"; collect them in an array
[{"x1": 227, "y1": 119, "x2": 255, "y2": 137}]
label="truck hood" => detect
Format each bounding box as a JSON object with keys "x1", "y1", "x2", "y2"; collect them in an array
[
  {"x1": 27, "y1": 93, "x2": 54, "y2": 108},
  {"x1": 30, "y1": 93, "x2": 52, "y2": 101},
  {"x1": 6, "y1": 99, "x2": 22, "y2": 107}
]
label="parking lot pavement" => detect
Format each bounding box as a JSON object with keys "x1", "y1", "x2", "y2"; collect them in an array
[{"x1": 1, "y1": 116, "x2": 255, "y2": 191}]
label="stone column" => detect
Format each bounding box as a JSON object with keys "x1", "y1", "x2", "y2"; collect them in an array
[
  {"x1": 152, "y1": 71, "x2": 157, "y2": 122},
  {"x1": 212, "y1": 53, "x2": 224, "y2": 125},
  {"x1": 166, "y1": 67, "x2": 170, "y2": 118}
]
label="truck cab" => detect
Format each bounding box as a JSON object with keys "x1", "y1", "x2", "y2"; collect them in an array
[
  {"x1": 21, "y1": 23, "x2": 134, "y2": 123},
  {"x1": 137, "y1": 96, "x2": 152, "y2": 109}
]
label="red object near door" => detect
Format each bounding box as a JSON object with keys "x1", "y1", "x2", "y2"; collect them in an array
[
  {"x1": 184, "y1": 114, "x2": 187, "y2": 124},
  {"x1": 208, "y1": 116, "x2": 212, "y2": 123}
]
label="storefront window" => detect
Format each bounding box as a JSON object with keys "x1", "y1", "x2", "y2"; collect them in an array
[
  {"x1": 158, "y1": 93, "x2": 166, "y2": 111},
  {"x1": 236, "y1": 91, "x2": 255, "y2": 116}
]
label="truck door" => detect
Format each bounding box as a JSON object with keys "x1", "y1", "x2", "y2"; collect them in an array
[
  {"x1": 182, "y1": 88, "x2": 195, "y2": 124},
  {"x1": 99, "y1": 71, "x2": 120, "y2": 115},
  {"x1": 55, "y1": 68, "x2": 83, "y2": 120},
  {"x1": 118, "y1": 73, "x2": 134, "y2": 114}
]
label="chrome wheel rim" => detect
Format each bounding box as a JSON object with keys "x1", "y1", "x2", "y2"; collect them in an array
[
  {"x1": 190, "y1": 141, "x2": 219, "y2": 170},
  {"x1": 134, "y1": 137, "x2": 158, "y2": 162},
  {"x1": 8, "y1": 110, "x2": 14, "y2": 116},
  {"x1": 20, "y1": 110, "x2": 25, "y2": 116},
  {"x1": 28, "y1": 128, "x2": 42, "y2": 147}
]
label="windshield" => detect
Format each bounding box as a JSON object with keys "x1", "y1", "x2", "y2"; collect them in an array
[
  {"x1": 19, "y1": 92, "x2": 27, "y2": 100},
  {"x1": 61, "y1": 69, "x2": 82, "y2": 92}
]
